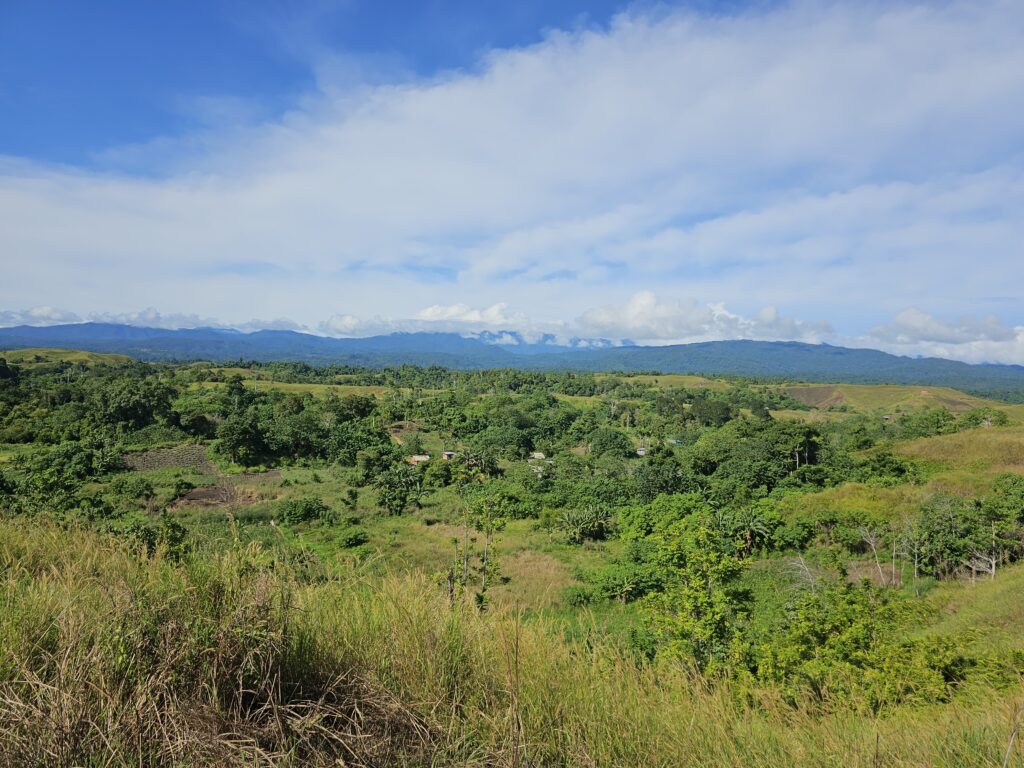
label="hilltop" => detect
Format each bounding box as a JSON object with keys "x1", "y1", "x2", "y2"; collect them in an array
[{"x1": 0, "y1": 347, "x2": 133, "y2": 367}]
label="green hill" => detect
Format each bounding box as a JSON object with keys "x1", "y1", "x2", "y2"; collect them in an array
[{"x1": 0, "y1": 346, "x2": 133, "y2": 367}]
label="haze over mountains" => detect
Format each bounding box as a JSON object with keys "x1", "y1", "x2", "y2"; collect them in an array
[{"x1": 3, "y1": 322, "x2": 1024, "y2": 400}]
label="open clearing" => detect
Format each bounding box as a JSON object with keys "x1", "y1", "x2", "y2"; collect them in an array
[
  {"x1": 779, "y1": 383, "x2": 999, "y2": 413},
  {"x1": 0, "y1": 347, "x2": 133, "y2": 366}
]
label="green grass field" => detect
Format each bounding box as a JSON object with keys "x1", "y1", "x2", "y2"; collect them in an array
[
  {"x1": 778, "y1": 382, "x2": 1001, "y2": 414},
  {"x1": 616, "y1": 372, "x2": 731, "y2": 390},
  {"x1": 0, "y1": 347, "x2": 133, "y2": 367}
]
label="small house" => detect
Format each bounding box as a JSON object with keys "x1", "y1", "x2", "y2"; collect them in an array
[
  {"x1": 407, "y1": 454, "x2": 431, "y2": 466},
  {"x1": 442, "y1": 451, "x2": 456, "y2": 461},
  {"x1": 635, "y1": 447, "x2": 647, "y2": 457},
  {"x1": 529, "y1": 451, "x2": 546, "y2": 461}
]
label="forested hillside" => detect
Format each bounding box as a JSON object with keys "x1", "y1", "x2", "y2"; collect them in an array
[
  {"x1": 3, "y1": 324, "x2": 1024, "y2": 400},
  {"x1": 2, "y1": 350, "x2": 1024, "y2": 765}
]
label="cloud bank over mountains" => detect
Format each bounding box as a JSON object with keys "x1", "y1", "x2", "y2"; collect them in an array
[
  {"x1": 3, "y1": 293, "x2": 1023, "y2": 365},
  {"x1": 2, "y1": 1, "x2": 1022, "y2": 362}
]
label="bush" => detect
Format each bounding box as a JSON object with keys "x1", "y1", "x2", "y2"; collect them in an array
[
  {"x1": 278, "y1": 495, "x2": 332, "y2": 525},
  {"x1": 562, "y1": 584, "x2": 596, "y2": 607},
  {"x1": 558, "y1": 506, "x2": 614, "y2": 544},
  {"x1": 110, "y1": 473, "x2": 156, "y2": 501},
  {"x1": 337, "y1": 528, "x2": 369, "y2": 548}
]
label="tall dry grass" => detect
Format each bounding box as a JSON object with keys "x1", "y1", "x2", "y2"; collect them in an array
[{"x1": 1, "y1": 519, "x2": 1022, "y2": 767}]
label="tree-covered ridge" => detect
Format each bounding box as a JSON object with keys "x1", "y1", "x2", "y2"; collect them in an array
[
  {"x1": 5, "y1": 323, "x2": 1024, "y2": 400},
  {"x1": 1, "y1": 352, "x2": 1023, "y2": 763}
]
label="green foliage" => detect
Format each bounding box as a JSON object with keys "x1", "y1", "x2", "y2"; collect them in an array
[
  {"x1": 756, "y1": 581, "x2": 975, "y2": 711},
  {"x1": 958, "y1": 407, "x2": 1010, "y2": 429},
  {"x1": 122, "y1": 511, "x2": 189, "y2": 560},
  {"x1": 588, "y1": 427, "x2": 634, "y2": 457},
  {"x1": 2, "y1": 352, "x2": 1023, "y2": 731},
  {"x1": 591, "y1": 556, "x2": 664, "y2": 603},
  {"x1": 109, "y1": 473, "x2": 155, "y2": 502},
  {"x1": 557, "y1": 505, "x2": 614, "y2": 544},
  {"x1": 336, "y1": 527, "x2": 369, "y2": 548},
  {"x1": 562, "y1": 583, "x2": 596, "y2": 607},
  {"x1": 644, "y1": 526, "x2": 748, "y2": 675},
  {"x1": 277, "y1": 495, "x2": 333, "y2": 525},
  {"x1": 374, "y1": 463, "x2": 423, "y2": 515}
]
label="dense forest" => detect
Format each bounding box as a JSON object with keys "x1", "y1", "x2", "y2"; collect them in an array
[{"x1": 2, "y1": 351, "x2": 1024, "y2": 765}]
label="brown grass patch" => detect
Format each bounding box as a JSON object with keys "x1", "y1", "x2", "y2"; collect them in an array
[
  {"x1": 896, "y1": 426, "x2": 1024, "y2": 474},
  {"x1": 490, "y1": 550, "x2": 573, "y2": 610}
]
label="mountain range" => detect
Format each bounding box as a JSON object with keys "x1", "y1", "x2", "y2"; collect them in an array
[{"x1": 2, "y1": 322, "x2": 1024, "y2": 400}]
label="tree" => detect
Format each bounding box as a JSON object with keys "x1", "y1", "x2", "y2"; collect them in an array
[
  {"x1": 645, "y1": 526, "x2": 748, "y2": 674},
  {"x1": 97, "y1": 376, "x2": 174, "y2": 431},
  {"x1": 727, "y1": 502, "x2": 774, "y2": 559},
  {"x1": 374, "y1": 463, "x2": 423, "y2": 515},
  {"x1": 467, "y1": 487, "x2": 511, "y2": 606},
  {"x1": 690, "y1": 396, "x2": 733, "y2": 428},
  {"x1": 216, "y1": 408, "x2": 267, "y2": 466},
  {"x1": 588, "y1": 427, "x2": 634, "y2": 458}
]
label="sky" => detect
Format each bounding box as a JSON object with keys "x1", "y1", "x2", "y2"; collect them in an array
[{"x1": 1, "y1": 0, "x2": 1023, "y2": 363}]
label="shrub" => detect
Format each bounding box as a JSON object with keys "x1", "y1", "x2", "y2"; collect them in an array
[
  {"x1": 110, "y1": 473, "x2": 156, "y2": 501},
  {"x1": 562, "y1": 584, "x2": 596, "y2": 607},
  {"x1": 278, "y1": 495, "x2": 332, "y2": 525},
  {"x1": 337, "y1": 528, "x2": 369, "y2": 548},
  {"x1": 557, "y1": 506, "x2": 614, "y2": 544}
]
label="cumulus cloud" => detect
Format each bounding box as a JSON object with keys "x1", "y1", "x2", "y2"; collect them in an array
[
  {"x1": 869, "y1": 309, "x2": 1017, "y2": 345},
  {"x1": 0, "y1": 306, "x2": 286, "y2": 332},
  {"x1": 317, "y1": 302, "x2": 528, "y2": 337},
  {"x1": 89, "y1": 308, "x2": 223, "y2": 329},
  {"x1": 417, "y1": 302, "x2": 520, "y2": 326},
  {"x1": 0, "y1": 307, "x2": 82, "y2": 326},
  {"x1": 861, "y1": 309, "x2": 1024, "y2": 365},
  {"x1": 576, "y1": 291, "x2": 832, "y2": 344},
  {"x1": 1, "y1": 1, "x2": 1023, "y2": 360}
]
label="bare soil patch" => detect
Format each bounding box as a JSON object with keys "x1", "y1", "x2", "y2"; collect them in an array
[{"x1": 175, "y1": 482, "x2": 263, "y2": 509}]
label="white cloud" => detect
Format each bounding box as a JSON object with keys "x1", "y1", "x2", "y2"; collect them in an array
[
  {"x1": 6, "y1": 298, "x2": 1024, "y2": 365},
  {"x1": 0, "y1": 307, "x2": 82, "y2": 326},
  {"x1": 862, "y1": 309, "x2": 1024, "y2": 364},
  {"x1": 1, "y1": 1, "x2": 1022, "y2": 359},
  {"x1": 89, "y1": 308, "x2": 222, "y2": 329},
  {"x1": 417, "y1": 302, "x2": 518, "y2": 326},
  {"x1": 576, "y1": 291, "x2": 832, "y2": 344},
  {"x1": 870, "y1": 309, "x2": 1016, "y2": 345}
]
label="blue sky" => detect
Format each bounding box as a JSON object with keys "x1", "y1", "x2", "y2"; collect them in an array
[
  {"x1": 1, "y1": 0, "x2": 1023, "y2": 363},
  {"x1": 0, "y1": 0, "x2": 657, "y2": 165}
]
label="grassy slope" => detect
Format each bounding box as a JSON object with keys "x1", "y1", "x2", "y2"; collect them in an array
[
  {"x1": 613, "y1": 373, "x2": 731, "y2": 390},
  {"x1": 895, "y1": 425, "x2": 1024, "y2": 496},
  {"x1": 924, "y1": 561, "x2": 1024, "y2": 656},
  {"x1": 2, "y1": 519, "x2": 1022, "y2": 767},
  {"x1": 780, "y1": 382, "x2": 1001, "y2": 413},
  {"x1": 0, "y1": 347, "x2": 133, "y2": 366}
]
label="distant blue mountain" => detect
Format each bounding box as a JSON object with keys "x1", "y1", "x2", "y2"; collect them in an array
[{"x1": 2, "y1": 323, "x2": 1024, "y2": 400}]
